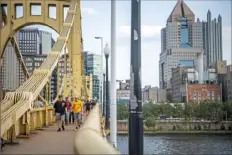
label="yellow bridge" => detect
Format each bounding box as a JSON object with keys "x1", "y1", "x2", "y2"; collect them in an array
[{"x1": 0, "y1": 0, "x2": 119, "y2": 154}]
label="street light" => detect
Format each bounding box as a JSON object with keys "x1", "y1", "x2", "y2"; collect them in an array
[
  {"x1": 103, "y1": 70, "x2": 106, "y2": 116},
  {"x1": 95, "y1": 37, "x2": 104, "y2": 104},
  {"x1": 104, "y1": 43, "x2": 110, "y2": 129},
  {"x1": 129, "y1": 0, "x2": 143, "y2": 154},
  {"x1": 111, "y1": 0, "x2": 117, "y2": 147}
]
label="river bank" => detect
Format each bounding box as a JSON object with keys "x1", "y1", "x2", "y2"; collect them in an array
[
  {"x1": 117, "y1": 120, "x2": 232, "y2": 133},
  {"x1": 117, "y1": 130, "x2": 232, "y2": 135}
]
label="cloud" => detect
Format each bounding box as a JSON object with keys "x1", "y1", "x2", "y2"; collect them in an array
[
  {"x1": 81, "y1": 8, "x2": 98, "y2": 15},
  {"x1": 119, "y1": 25, "x2": 162, "y2": 38}
]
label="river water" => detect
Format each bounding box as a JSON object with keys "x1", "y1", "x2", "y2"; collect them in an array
[{"x1": 117, "y1": 135, "x2": 232, "y2": 154}]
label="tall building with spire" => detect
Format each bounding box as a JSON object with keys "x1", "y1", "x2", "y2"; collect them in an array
[
  {"x1": 159, "y1": 0, "x2": 204, "y2": 89},
  {"x1": 202, "y1": 10, "x2": 222, "y2": 68}
]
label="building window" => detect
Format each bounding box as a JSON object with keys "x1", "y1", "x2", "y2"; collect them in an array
[
  {"x1": 202, "y1": 86, "x2": 206, "y2": 91},
  {"x1": 193, "y1": 91, "x2": 197, "y2": 97},
  {"x1": 63, "y1": 5, "x2": 69, "y2": 21},
  {"x1": 15, "y1": 4, "x2": 23, "y2": 19},
  {"x1": 30, "y1": 3, "x2": 41, "y2": 16},
  {"x1": 26, "y1": 62, "x2": 33, "y2": 66},
  {"x1": 211, "y1": 91, "x2": 214, "y2": 97}
]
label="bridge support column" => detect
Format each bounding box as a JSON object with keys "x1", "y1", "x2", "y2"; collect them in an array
[
  {"x1": 30, "y1": 112, "x2": 36, "y2": 131},
  {"x1": 7, "y1": 125, "x2": 16, "y2": 141},
  {"x1": 36, "y1": 111, "x2": 43, "y2": 129},
  {"x1": 48, "y1": 109, "x2": 54, "y2": 124},
  {"x1": 18, "y1": 110, "x2": 31, "y2": 135},
  {"x1": 68, "y1": 1, "x2": 82, "y2": 98},
  {"x1": 45, "y1": 106, "x2": 49, "y2": 126},
  {"x1": 24, "y1": 110, "x2": 31, "y2": 135}
]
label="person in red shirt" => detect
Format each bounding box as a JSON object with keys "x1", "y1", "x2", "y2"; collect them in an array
[{"x1": 65, "y1": 97, "x2": 72, "y2": 125}]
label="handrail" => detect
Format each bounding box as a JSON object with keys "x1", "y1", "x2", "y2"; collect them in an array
[{"x1": 74, "y1": 104, "x2": 120, "y2": 154}]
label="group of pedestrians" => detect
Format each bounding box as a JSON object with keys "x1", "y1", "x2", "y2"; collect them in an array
[{"x1": 53, "y1": 95, "x2": 96, "y2": 132}]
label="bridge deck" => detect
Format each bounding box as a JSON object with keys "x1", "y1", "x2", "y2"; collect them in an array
[{"x1": 2, "y1": 124, "x2": 78, "y2": 154}]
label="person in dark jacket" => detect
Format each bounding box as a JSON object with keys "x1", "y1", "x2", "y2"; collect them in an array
[
  {"x1": 53, "y1": 95, "x2": 67, "y2": 132},
  {"x1": 85, "y1": 100, "x2": 91, "y2": 116},
  {"x1": 69, "y1": 97, "x2": 74, "y2": 124},
  {"x1": 90, "y1": 100, "x2": 96, "y2": 110}
]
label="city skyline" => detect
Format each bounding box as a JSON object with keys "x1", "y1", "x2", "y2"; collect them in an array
[{"x1": 26, "y1": 1, "x2": 231, "y2": 87}]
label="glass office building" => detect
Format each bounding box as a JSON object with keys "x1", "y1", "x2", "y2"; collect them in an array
[{"x1": 83, "y1": 51, "x2": 102, "y2": 102}]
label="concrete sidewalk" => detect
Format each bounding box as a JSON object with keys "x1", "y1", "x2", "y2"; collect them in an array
[{"x1": 2, "y1": 124, "x2": 78, "y2": 154}]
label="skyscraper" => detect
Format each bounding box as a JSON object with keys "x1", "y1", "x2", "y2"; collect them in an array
[
  {"x1": 39, "y1": 30, "x2": 53, "y2": 54},
  {"x1": 1, "y1": 28, "x2": 55, "y2": 92},
  {"x1": 16, "y1": 28, "x2": 40, "y2": 55},
  {"x1": 0, "y1": 42, "x2": 21, "y2": 91},
  {"x1": 202, "y1": 10, "x2": 222, "y2": 68},
  {"x1": 159, "y1": 0, "x2": 204, "y2": 89},
  {"x1": 83, "y1": 51, "x2": 101, "y2": 102}
]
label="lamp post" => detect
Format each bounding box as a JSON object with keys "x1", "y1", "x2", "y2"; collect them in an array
[
  {"x1": 95, "y1": 37, "x2": 104, "y2": 104},
  {"x1": 111, "y1": 0, "x2": 117, "y2": 147},
  {"x1": 103, "y1": 72, "x2": 106, "y2": 116},
  {"x1": 129, "y1": 0, "x2": 143, "y2": 154},
  {"x1": 104, "y1": 43, "x2": 110, "y2": 129}
]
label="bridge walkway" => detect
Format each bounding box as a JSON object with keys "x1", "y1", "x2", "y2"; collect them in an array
[{"x1": 2, "y1": 124, "x2": 78, "y2": 154}]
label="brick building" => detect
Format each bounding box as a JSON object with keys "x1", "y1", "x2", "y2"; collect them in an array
[
  {"x1": 187, "y1": 84, "x2": 221, "y2": 103},
  {"x1": 217, "y1": 61, "x2": 232, "y2": 102}
]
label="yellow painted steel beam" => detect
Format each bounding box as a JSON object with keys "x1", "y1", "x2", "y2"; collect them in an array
[{"x1": 0, "y1": 0, "x2": 82, "y2": 137}]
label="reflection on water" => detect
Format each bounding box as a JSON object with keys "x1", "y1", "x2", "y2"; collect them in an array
[{"x1": 117, "y1": 135, "x2": 232, "y2": 154}]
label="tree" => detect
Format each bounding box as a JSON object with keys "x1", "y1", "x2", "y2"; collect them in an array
[
  {"x1": 142, "y1": 103, "x2": 155, "y2": 119},
  {"x1": 145, "y1": 117, "x2": 156, "y2": 128},
  {"x1": 117, "y1": 100, "x2": 232, "y2": 121},
  {"x1": 173, "y1": 103, "x2": 184, "y2": 118},
  {"x1": 117, "y1": 102, "x2": 129, "y2": 120},
  {"x1": 223, "y1": 100, "x2": 232, "y2": 120}
]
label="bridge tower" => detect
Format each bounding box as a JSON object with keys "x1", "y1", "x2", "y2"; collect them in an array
[{"x1": 0, "y1": 0, "x2": 87, "y2": 140}]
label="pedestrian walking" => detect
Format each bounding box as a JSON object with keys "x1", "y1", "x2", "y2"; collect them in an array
[
  {"x1": 85, "y1": 100, "x2": 91, "y2": 116},
  {"x1": 72, "y1": 97, "x2": 83, "y2": 130},
  {"x1": 65, "y1": 97, "x2": 72, "y2": 125},
  {"x1": 53, "y1": 95, "x2": 67, "y2": 132},
  {"x1": 70, "y1": 97, "x2": 74, "y2": 124}
]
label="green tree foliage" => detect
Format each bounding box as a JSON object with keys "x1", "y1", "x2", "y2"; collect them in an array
[
  {"x1": 145, "y1": 117, "x2": 156, "y2": 128},
  {"x1": 117, "y1": 102, "x2": 129, "y2": 120},
  {"x1": 117, "y1": 100, "x2": 232, "y2": 121}
]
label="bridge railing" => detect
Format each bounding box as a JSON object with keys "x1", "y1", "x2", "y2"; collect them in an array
[
  {"x1": 74, "y1": 104, "x2": 120, "y2": 154},
  {"x1": 30, "y1": 106, "x2": 55, "y2": 131},
  {"x1": 2, "y1": 105, "x2": 55, "y2": 140}
]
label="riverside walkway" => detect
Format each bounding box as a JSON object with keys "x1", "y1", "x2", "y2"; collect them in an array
[{"x1": 2, "y1": 124, "x2": 77, "y2": 154}]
